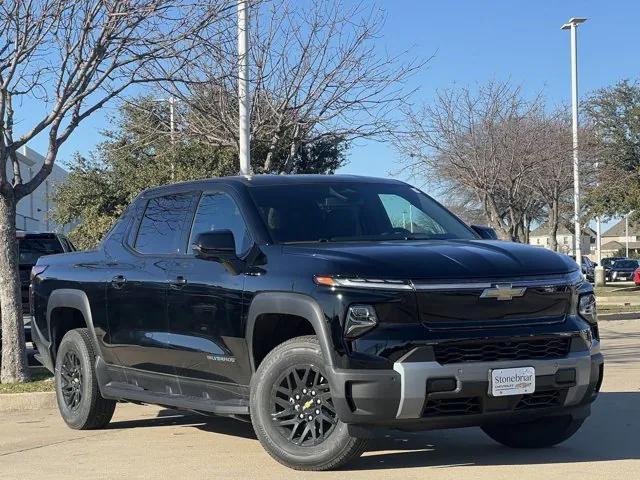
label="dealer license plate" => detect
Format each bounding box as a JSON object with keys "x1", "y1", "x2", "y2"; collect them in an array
[{"x1": 490, "y1": 366, "x2": 535, "y2": 397}]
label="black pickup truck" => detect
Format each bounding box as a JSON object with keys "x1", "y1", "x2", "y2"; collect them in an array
[{"x1": 31, "y1": 175, "x2": 603, "y2": 471}]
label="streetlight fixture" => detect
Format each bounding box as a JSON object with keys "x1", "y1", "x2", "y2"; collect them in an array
[{"x1": 561, "y1": 17, "x2": 587, "y2": 268}]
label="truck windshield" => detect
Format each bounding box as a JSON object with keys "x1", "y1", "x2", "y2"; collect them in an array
[{"x1": 249, "y1": 182, "x2": 476, "y2": 243}]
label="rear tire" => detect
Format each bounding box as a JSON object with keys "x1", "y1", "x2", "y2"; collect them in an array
[
  {"x1": 250, "y1": 335, "x2": 367, "y2": 471},
  {"x1": 482, "y1": 415, "x2": 584, "y2": 448},
  {"x1": 54, "y1": 328, "x2": 116, "y2": 430}
]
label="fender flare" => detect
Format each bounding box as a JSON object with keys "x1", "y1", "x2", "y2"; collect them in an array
[
  {"x1": 47, "y1": 289, "x2": 102, "y2": 357},
  {"x1": 245, "y1": 292, "x2": 337, "y2": 373}
]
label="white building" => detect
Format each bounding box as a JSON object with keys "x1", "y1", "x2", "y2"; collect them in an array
[
  {"x1": 529, "y1": 223, "x2": 596, "y2": 258},
  {"x1": 8, "y1": 146, "x2": 68, "y2": 231}
]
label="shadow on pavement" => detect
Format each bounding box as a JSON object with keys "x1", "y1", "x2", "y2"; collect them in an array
[
  {"x1": 108, "y1": 409, "x2": 257, "y2": 440},
  {"x1": 106, "y1": 391, "x2": 639, "y2": 470},
  {"x1": 346, "y1": 391, "x2": 640, "y2": 470}
]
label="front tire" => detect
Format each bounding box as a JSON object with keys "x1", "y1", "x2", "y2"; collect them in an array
[
  {"x1": 54, "y1": 329, "x2": 116, "y2": 430},
  {"x1": 250, "y1": 335, "x2": 367, "y2": 471},
  {"x1": 482, "y1": 415, "x2": 584, "y2": 448}
]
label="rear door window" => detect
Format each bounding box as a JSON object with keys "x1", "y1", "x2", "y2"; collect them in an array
[{"x1": 134, "y1": 193, "x2": 196, "y2": 254}]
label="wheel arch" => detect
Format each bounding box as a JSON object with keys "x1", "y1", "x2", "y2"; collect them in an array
[
  {"x1": 246, "y1": 292, "x2": 337, "y2": 373},
  {"x1": 47, "y1": 289, "x2": 101, "y2": 360}
]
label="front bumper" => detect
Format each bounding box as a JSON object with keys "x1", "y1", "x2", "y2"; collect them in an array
[{"x1": 329, "y1": 341, "x2": 604, "y2": 431}]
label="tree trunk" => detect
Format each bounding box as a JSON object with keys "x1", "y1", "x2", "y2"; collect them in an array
[
  {"x1": 0, "y1": 188, "x2": 29, "y2": 383},
  {"x1": 548, "y1": 199, "x2": 559, "y2": 252},
  {"x1": 482, "y1": 194, "x2": 511, "y2": 240},
  {"x1": 523, "y1": 214, "x2": 531, "y2": 244}
]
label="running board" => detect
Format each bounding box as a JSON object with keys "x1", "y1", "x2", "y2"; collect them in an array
[
  {"x1": 101, "y1": 381, "x2": 249, "y2": 415},
  {"x1": 95, "y1": 356, "x2": 249, "y2": 416}
]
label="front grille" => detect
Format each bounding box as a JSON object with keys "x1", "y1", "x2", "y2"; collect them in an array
[
  {"x1": 434, "y1": 337, "x2": 571, "y2": 364},
  {"x1": 422, "y1": 397, "x2": 481, "y2": 417},
  {"x1": 515, "y1": 390, "x2": 562, "y2": 410}
]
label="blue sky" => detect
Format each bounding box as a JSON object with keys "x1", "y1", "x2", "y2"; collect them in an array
[
  {"x1": 339, "y1": 0, "x2": 640, "y2": 184},
  {"x1": 20, "y1": 0, "x2": 640, "y2": 205}
]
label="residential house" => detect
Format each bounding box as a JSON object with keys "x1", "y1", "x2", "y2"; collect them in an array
[
  {"x1": 601, "y1": 218, "x2": 640, "y2": 258},
  {"x1": 529, "y1": 223, "x2": 596, "y2": 257}
]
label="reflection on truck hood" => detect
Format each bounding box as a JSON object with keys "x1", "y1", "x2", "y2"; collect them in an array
[{"x1": 284, "y1": 239, "x2": 577, "y2": 280}]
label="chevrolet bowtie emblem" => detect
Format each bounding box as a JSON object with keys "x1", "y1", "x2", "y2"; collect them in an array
[{"x1": 480, "y1": 283, "x2": 526, "y2": 301}]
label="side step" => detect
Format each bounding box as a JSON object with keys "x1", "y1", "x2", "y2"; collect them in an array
[
  {"x1": 101, "y1": 381, "x2": 250, "y2": 415},
  {"x1": 95, "y1": 356, "x2": 249, "y2": 416}
]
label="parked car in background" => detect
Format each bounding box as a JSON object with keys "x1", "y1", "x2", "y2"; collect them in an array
[
  {"x1": 580, "y1": 256, "x2": 596, "y2": 282},
  {"x1": 566, "y1": 255, "x2": 596, "y2": 282},
  {"x1": 633, "y1": 267, "x2": 640, "y2": 286},
  {"x1": 18, "y1": 232, "x2": 76, "y2": 315},
  {"x1": 608, "y1": 259, "x2": 639, "y2": 282},
  {"x1": 602, "y1": 257, "x2": 626, "y2": 281},
  {"x1": 1, "y1": 232, "x2": 75, "y2": 367}
]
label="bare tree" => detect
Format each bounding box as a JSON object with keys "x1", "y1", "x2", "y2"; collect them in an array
[
  {"x1": 158, "y1": 0, "x2": 423, "y2": 173},
  {"x1": 0, "y1": 0, "x2": 232, "y2": 384},
  {"x1": 394, "y1": 81, "x2": 547, "y2": 241},
  {"x1": 527, "y1": 112, "x2": 573, "y2": 251},
  {"x1": 527, "y1": 110, "x2": 598, "y2": 251}
]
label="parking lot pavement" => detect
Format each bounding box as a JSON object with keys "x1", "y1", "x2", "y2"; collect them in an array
[{"x1": 1, "y1": 321, "x2": 639, "y2": 480}]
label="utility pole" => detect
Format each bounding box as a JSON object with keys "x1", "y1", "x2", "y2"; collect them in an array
[
  {"x1": 561, "y1": 17, "x2": 587, "y2": 268},
  {"x1": 238, "y1": 0, "x2": 251, "y2": 176}
]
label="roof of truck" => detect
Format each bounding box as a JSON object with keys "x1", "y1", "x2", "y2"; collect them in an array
[{"x1": 140, "y1": 174, "x2": 406, "y2": 196}]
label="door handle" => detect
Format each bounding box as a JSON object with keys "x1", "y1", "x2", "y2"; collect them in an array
[
  {"x1": 111, "y1": 275, "x2": 127, "y2": 289},
  {"x1": 170, "y1": 276, "x2": 187, "y2": 290}
]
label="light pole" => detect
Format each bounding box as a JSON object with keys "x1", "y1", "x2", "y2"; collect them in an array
[
  {"x1": 594, "y1": 160, "x2": 605, "y2": 285},
  {"x1": 595, "y1": 162, "x2": 601, "y2": 264},
  {"x1": 148, "y1": 97, "x2": 178, "y2": 180},
  {"x1": 561, "y1": 17, "x2": 587, "y2": 267},
  {"x1": 169, "y1": 96, "x2": 176, "y2": 146},
  {"x1": 238, "y1": 0, "x2": 251, "y2": 176},
  {"x1": 626, "y1": 212, "x2": 631, "y2": 257}
]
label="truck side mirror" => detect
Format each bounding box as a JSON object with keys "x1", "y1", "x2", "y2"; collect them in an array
[
  {"x1": 192, "y1": 230, "x2": 237, "y2": 261},
  {"x1": 471, "y1": 225, "x2": 498, "y2": 240}
]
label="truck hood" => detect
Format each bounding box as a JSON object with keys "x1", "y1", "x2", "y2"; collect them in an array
[{"x1": 283, "y1": 239, "x2": 577, "y2": 280}]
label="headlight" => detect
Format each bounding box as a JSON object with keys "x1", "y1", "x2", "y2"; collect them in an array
[
  {"x1": 344, "y1": 304, "x2": 378, "y2": 338},
  {"x1": 578, "y1": 293, "x2": 597, "y2": 324}
]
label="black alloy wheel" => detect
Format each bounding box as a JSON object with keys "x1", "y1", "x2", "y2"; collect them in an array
[
  {"x1": 60, "y1": 351, "x2": 83, "y2": 410},
  {"x1": 55, "y1": 328, "x2": 116, "y2": 430},
  {"x1": 270, "y1": 364, "x2": 337, "y2": 446},
  {"x1": 250, "y1": 335, "x2": 367, "y2": 471}
]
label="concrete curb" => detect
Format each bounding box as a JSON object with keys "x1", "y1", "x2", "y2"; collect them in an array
[
  {"x1": 0, "y1": 391, "x2": 56, "y2": 412},
  {"x1": 599, "y1": 312, "x2": 640, "y2": 321}
]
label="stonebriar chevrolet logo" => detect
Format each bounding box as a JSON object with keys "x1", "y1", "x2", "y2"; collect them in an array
[{"x1": 480, "y1": 283, "x2": 526, "y2": 301}]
